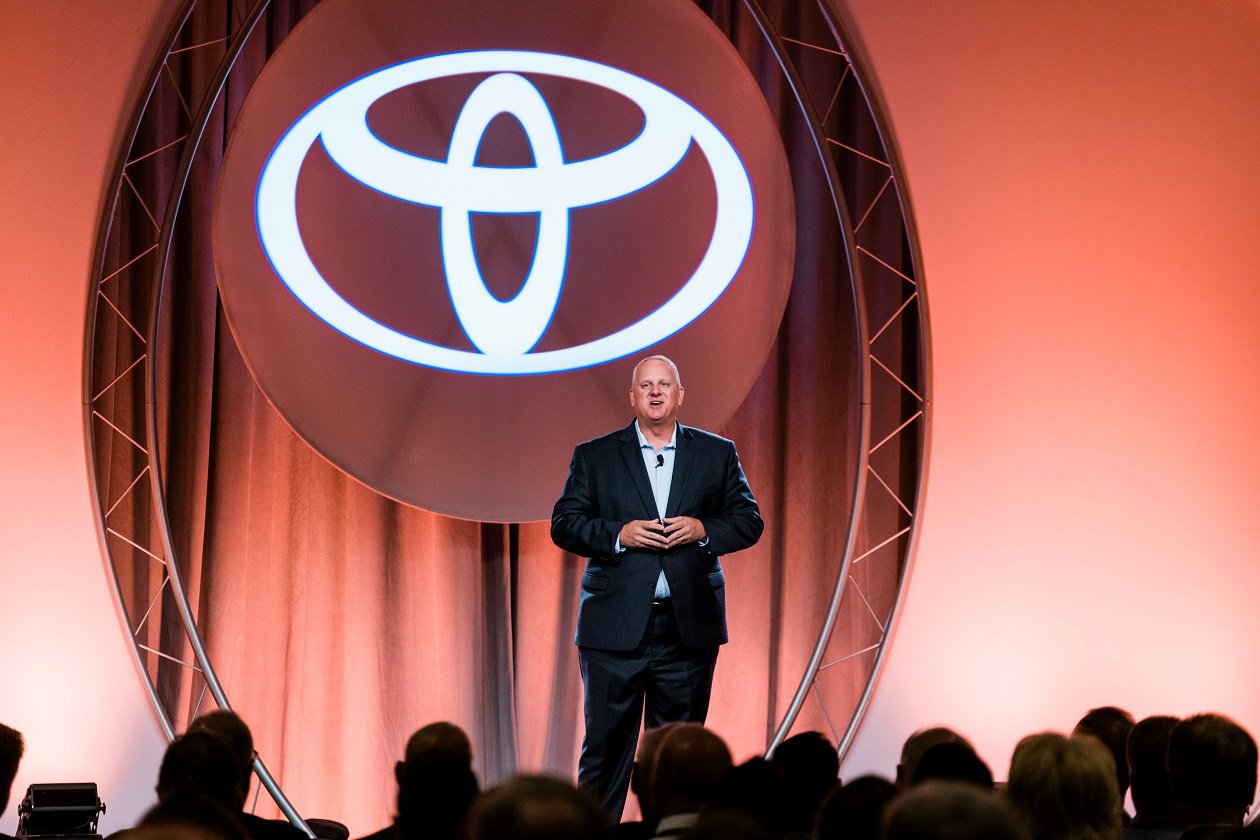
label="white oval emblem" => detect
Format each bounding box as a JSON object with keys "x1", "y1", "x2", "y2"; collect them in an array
[{"x1": 256, "y1": 49, "x2": 755, "y2": 375}]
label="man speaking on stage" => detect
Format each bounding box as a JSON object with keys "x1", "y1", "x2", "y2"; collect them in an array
[{"x1": 551, "y1": 355, "x2": 763, "y2": 817}]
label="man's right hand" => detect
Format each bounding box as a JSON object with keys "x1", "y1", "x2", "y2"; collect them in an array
[{"x1": 618, "y1": 519, "x2": 669, "y2": 550}]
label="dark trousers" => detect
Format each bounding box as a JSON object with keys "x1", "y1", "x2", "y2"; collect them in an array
[{"x1": 577, "y1": 601, "x2": 719, "y2": 820}]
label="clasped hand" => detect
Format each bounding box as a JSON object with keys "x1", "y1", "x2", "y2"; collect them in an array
[{"x1": 619, "y1": 516, "x2": 706, "y2": 550}]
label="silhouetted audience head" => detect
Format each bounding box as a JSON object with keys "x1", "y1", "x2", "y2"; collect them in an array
[
  {"x1": 394, "y1": 753, "x2": 477, "y2": 840},
  {"x1": 629, "y1": 723, "x2": 678, "y2": 828},
  {"x1": 1006, "y1": 732, "x2": 1122, "y2": 840},
  {"x1": 157, "y1": 730, "x2": 246, "y2": 811},
  {"x1": 686, "y1": 810, "x2": 779, "y2": 840},
  {"x1": 373, "y1": 722, "x2": 477, "y2": 840},
  {"x1": 138, "y1": 792, "x2": 250, "y2": 840},
  {"x1": 1168, "y1": 713, "x2": 1258, "y2": 828},
  {"x1": 184, "y1": 715, "x2": 311, "y2": 840},
  {"x1": 883, "y1": 780, "x2": 1028, "y2": 840},
  {"x1": 652, "y1": 724, "x2": 732, "y2": 819},
  {"x1": 463, "y1": 774, "x2": 608, "y2": 840},
  {"x1": 816, "y1": 775, "x2": 897, "y2": 840},
  {"x1": 189, "y1": 711, "x2": 255, "y2": 803},
  {"x1": 770, "y1": 731, "x2": 839, "y2": 829},
  {"x1": 1126, "y1": 715, "x2": 1180, "y2": 827},
  {"x1": 707, "y1": 757, "x2": 789, "y2": 835},
  {"x1": 125, "y1": 820, "x2": 245, "y2": 840},
  {"x1": 403, "y1": 721, "x2": 473, "y2": 767},
  {"x1": 304, "y1": 820, "x2": 349, "y2": 840},
  {"x1": 1073, "y1": 707, "x2": 1135, "y2": 801},
  {"x1": 911, "y1": 742, "x2": 994, "y2": 790},
  {"x1": 899, "y1": 728, "x2": 970, "y2": 786},
  {"x1": 0, "y1": 723, "x2": 24, "y2": 817}
]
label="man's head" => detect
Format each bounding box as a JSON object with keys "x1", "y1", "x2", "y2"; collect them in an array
[
  {"x1": 706, "y1": 757, "x2": 789, "y2": 834},
  {"x1": 0, "y1": 723, "x2": 24, "y2": 816},
  {"x1": 403, "y1": 721, "x2": 473, "y2": 767},
  {"x1": 770, "y1": 731, "x2": 840, "y2": 820},
  {"x1": 1168, "y1": 713, "x2": 1258, "y2": 827},
  {"x1": 1126, "y1": 715, "x2": 1179, "y2": 823},
  {"x1": 1006, "y1": 732, "x2": 1121, "y2": 840},
  {"x1": 910, "y1": 742, "x2": 994, "y2": 790},
  {"x1": 882, "y1": 780, "x2": 1029, "y2": 840},
  {"x1": 629, "y1": 724, "x2": 678, "y2": 826},
  {"x1": 898, "y1": 727, "x2": 970, "y2": 787},
  {"x1": 138, "y1": 793, "x2": 249, "y2": 840},
  {"x1": 396, "y1": 721, "x2": 474, "y2": 794},
  {"x1": 817, "y1": 775, "x2": 897, "y2": 840},
  {"x1": 1073, "y1": 706, "x2": 1135, "y2": 798},
  {"x1": 188, "y1": 711, "x2": 254, "y2": 804},
  {"x1": 463, "y1": 774, "x2": 608, "y2": 840},
  {"x1": 156, "y1": 730, "x2": 245, "y2": 811},
  {"x1": 652, "y1": 724, "x2": 733, "y2": 818},
  {"x1": 395, "y1": 753, "x2": 478, "y2": 839},
  {"x1": 630, "y1": 356, "x2": 684, "y2": 430}
]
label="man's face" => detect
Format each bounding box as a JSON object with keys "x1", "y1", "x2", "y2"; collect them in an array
[{"x1": 630, "y1": 359, "x2": 684, "y2": 427}]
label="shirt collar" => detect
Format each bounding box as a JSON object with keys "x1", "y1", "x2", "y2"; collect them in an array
[{"x1": 634, "y1": 420, "x2": 677, "y2": 451}]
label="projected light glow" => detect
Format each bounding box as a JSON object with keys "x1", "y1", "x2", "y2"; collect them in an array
[{"x1": 256, "y1": 50, "x2": 755, "y2": 374}]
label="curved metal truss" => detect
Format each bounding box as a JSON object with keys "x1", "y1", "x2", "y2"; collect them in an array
[
  {"x1": 82, "y1": 0, "x2": 927, "y2": 821},
  {"x1": 747, "y1": 1, "x2": 929, "y2": 755},
  {"x1": 82, "y1": 0, "x2": 308, "y2": 828}
]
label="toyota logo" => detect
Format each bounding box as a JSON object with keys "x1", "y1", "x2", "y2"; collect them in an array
[
  {"x1": 213, "y1": 0, "x2": 793, "y2": 521},
  {"x1": 257, "y1": 50, "x2": 754, "y2": 375}
]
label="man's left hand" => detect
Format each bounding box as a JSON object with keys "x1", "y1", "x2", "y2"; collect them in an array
[{"x1": 662, "y1": 516, "x2": 706, "y2": 548}]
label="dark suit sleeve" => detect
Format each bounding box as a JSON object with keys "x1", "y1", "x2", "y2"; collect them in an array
[
  {"x1": 551, "y1": 444, "x2": 620, "y2": 558},
  {"x1": 697, "y1": 441, "x2": 763, "y2": 556}
]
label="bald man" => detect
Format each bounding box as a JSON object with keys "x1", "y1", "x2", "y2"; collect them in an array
[{"x1": 552, "y1": 356, "x2": 762, "y2": 818}]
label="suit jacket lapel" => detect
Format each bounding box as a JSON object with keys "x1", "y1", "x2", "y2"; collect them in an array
[
  {"x1": 665, "y1": 425, "x2": 694, "y2": 518},
  {"x1": 619, "y1": 422, "x2": 658, "y2": 519}
]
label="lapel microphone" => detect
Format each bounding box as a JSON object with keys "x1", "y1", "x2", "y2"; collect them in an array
[{"x1": 656, "y1": 453, "x2": 665, "y2": 468}]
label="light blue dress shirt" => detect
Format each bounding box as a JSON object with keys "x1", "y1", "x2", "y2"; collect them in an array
[{"x1": 614, "y1": 421, "x2": 676, "y2": 600}]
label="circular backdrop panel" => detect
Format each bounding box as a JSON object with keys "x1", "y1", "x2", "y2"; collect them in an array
[{"x1": 214, "y1": 0, "x2": 795, "y2": 522}]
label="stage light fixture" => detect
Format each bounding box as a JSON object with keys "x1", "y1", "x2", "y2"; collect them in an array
[{"x1": 16, "y1": 783, "x2": 105, "y2": 839}]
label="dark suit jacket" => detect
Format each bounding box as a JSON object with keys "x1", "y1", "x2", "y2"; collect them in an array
[{"x1": 551, "y1": 421, "x2": 763, "y2": 651}]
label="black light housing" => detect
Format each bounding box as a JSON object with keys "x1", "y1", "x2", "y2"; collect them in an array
[{"x1": 16, "y1": 783, "x2": 105, "y2": 839}]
